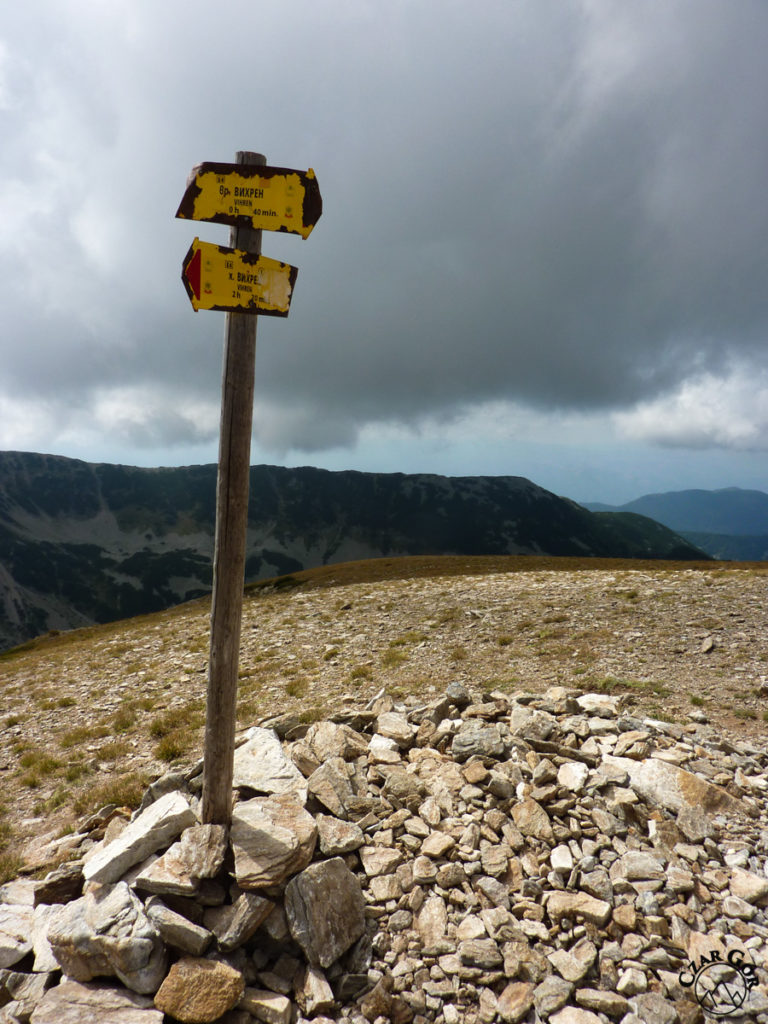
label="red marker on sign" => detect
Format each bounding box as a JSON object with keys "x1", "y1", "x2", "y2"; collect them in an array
[{"x1": 183, "y1": 245, "x2": 202, "y2": 301}]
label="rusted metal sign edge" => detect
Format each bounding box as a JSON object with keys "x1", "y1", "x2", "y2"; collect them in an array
[{"x1": 176, "y1": 162, "x2": 322, "y2": 239}]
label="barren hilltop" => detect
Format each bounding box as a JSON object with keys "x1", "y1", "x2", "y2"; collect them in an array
[{"x1": 0, "y1": 555, "x2": 765, "y2": 874}]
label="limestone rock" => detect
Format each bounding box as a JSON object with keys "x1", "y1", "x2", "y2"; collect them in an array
[
  {"x1": 509, "y1": 705, "x2": 557, "y2": 741},
  {"x1": 610, "y1": 850, "x2": 666, "y2": 881},
  {"x1": 31, "y1": 905, "x2": 59, "y2": 973},
  {"x1": 285, "y1": 858, "x2": 365, "y2": 968},
  {"x1": 417, "y1": 896, "x2": 448, "y2": 951},
  {"x1": 550, "y1": 1008, "x2": 604, "y2": 1024},
  {"x1": 576, "y1": 694, "x2": 622, "y2": 716},
  {"x1": 602, "y1": 754, "x2": 749, "y2": 819},
  {"x1": 230, "y1": 794, "x2": 316, "y2": 889},
  {"x1": 575, "y1": 988, "x2": 629, "y2": 1017},
  {"x1": 421, "y1": 831, "x2": 456, "y2": 859},
  {"x1": 29, "y1": 979, "x2": 163, "y2": 1024},
  {"x1": 359, "y1": 846, "x2": 404, "y2": 876},
  {"x1": 730, "y1": 866, "x2": 768, "y2": 903},
  {"x1": 546, "y1": 891, "x2": 613, "y2": 927},
  {"x1": 375, "y1": 711, "x2": 415, "y2": 749},
  {"x1": 512, "y1": 798, "x2": 554, "y2": 841},
  {"x1": 202, "y1": 892, "x2": 274, "y2": 951},
  {"x1": 47, "y1": 882, "x2": 167, "y2": 994},
  {"x1": 497, "y1": 981, "x2": 535, "y2": 1023},
  {"x1": 133, "y1": 840, "x2": 199, "y2": 896},
  {"x1": 0, "y1": 906, "x2": 34, "y2": 969},
  {"x1": 239, "y1": 987, "x2": 292, "y2": 1024},
  {"x1": 451, "y1": 721, "x2": 507, "y2": 762},
  {"x1": 306, "y1": 758, "x2": 357, "y2": 819},
  {"x1": 144, "y1": 897, "x2": 212, "y2": 957},
  {"x1": 533, "y1": 976, "x2": 573, "y2": 1017},
  {"x1": 459, "y1": 938, "x2": 503, "y2": 969},
  {"x1": 315, "y1": 814, "x2": 364, "y2": 855},
  {"x1": 83, "y1": 792, "x2": 196, "y2": 886},
  {"x1": 547, "y1": 939, "x2": 596, "y2": 983},
  {"x1": 297, "y1": 964, "x2": 335, "y2": 1017},
  {"x1": 629, "y1": 991, "x2": 679, "y2": 1024},
  {"x1": 153, "y1": 957, "x2": 244, "y2": 1023},
  {"x1": 303, "y1": 720, "x2": 370, "y2": 761},
  {"x1": 232, "y1": 727, "x2": 308, "y2": 800},
  {"x1": 558, "y1": 761, "x2": 590, "y2": 793},
  {"x1": 178, "y1": 824, "x2": 228, "y2": 879}
]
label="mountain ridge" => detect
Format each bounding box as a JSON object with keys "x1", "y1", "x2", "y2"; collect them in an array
[
  {"x1": 0, "y1": 451, "x2": 707, "y2": 650},
  {"x1": 582, "y1": 486, "x2": 768, "y2": 561}
]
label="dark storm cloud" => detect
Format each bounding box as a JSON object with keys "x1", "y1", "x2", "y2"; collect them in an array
[{"x1": 1, "y1": 0, "x2": 767, "y2": 454}]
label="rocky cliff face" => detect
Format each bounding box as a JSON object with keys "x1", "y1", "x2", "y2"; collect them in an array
[{"x1": 0, "y1": 452, "x2": 706, "y2": 650}]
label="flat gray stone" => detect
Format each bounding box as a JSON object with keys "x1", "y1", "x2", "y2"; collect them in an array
[
  {"x1": 285, "y1": 858, "x2": 365, "y2": 969},
  {"x1": 303, "y1": 720, "x2": 370, "y2": 761},
  {"x1": 233, "y1": 728, "x2": 308, "y2": 800},
  {"x1": 46, "y1": 882, "x2": 167, "y2": 995},
  {"x1": 550, "y1": 1007, "x2": 604, "y2": 1024},
  {"x1": 144, "y1": 897, "x2": 212, "y2": 957},
  {"x1": 231, "y1": 794, "x2": 317, "y2": 889},
  {"x1": 0, "y1": 906, "x2": 34, "y2": 968},
  {"x1": 28, "y1": 979, "x2": 163, "y2": 1023},
  {"x1": 83, "y1": 792, "x2": 196, "y2": 886},
  {"x1": 546, "y1": 891, "x2": 613, "y2": 927},
  {"x1": 602, "y1": 755, "x2": 749, "y2": 819},
  {"x1": 203, "y1": 892, "x2": 275, "y2": 951},
  {"x1": 31, "y1": 905, "x2": 59, "y2": 973},
  {"x1": 417, "y1": 897, "x2": 448, "y2": 951},
  {"x1": 315, "y1": 814, "x2": 364, "y2": 856},
  {"x1": 512, "y1": 798, "x2": 554, "y2": 842},
  {"x1": 459, "y1": 938, "x2": 503, "y2": 969},
  {"x1": 533, "y1": 976, "x2": 573, "y2": 1017},
  {"x1": 306, "y1": 758, "x2": 357, "y2": 819},
  {"x1": 239, "y1": 987, "x2": 292, "y2": 1024},
  {"x1": 497, "y1": 981, "x2": 535, "y2": 1023},
  {"x1": 628, "y1": 992, "x2": 679, "y2": 1024},
  {"x1": 451, "y1": 721, "x2": 507, "y2": 762}
]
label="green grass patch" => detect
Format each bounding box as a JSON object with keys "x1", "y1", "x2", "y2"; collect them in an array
[
  {"x1": 72, "y1": 772, "x2": 150, "y2": 816},
  {"x1": 381, "y1": 649, "x2": 408, "y2": 669},
  {"x1": 0, "y1": 853, "x2": 23, "y2": 885},
  {"x1": 155, "y1": 731, "x2": 192, "y2": 763},
  {"x1": 112, "y1": 708, "x2": 136, "y2": 734},
  {"x1": 58, "y1": 724, "x2": 109, "y2": 748},
  {"x1": 285, "y1": 678, "x2": 309, "y2": 699}
]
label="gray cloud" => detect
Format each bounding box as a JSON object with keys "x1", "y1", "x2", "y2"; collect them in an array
[{"x1": 1, "y1": 0, "x2": 767, "y2": 458}]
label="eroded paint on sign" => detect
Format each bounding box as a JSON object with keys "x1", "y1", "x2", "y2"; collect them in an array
[
  {"x1": 181, "y1": 237, "x2": 297, "y2": 316},
  {"x1": 176, "y1": 163, "x2": 322, "y2": 239}
]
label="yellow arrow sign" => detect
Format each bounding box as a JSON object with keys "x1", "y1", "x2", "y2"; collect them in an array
[
  {"x1": 181, "y1": 238, "x2": 297, "y2": 316},
  {"x1": 176, "y1": 163, "x2": 322, "y2": 239}
]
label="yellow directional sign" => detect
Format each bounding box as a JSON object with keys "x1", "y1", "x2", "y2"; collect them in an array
[
  {"x1": 176, "y1": 163, "x2": 322, "y2": 239},
  {"x1": 181, "y1": 238, "x2": 297, "y2": 316}
]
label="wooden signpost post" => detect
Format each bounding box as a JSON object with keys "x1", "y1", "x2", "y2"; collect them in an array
[{"x1": 176, "y1": 152, "x2": 321, "y2": 826}]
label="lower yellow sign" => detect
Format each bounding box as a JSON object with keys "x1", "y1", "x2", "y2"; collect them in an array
[{"x1": 181, "y1": 238, "x2": 298, "y2": 316}]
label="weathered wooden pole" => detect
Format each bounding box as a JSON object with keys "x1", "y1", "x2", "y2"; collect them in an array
[{"x1": 202, "y1": 151, "x2": 265, "y2": 826}]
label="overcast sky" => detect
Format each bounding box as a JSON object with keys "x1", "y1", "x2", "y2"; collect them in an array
[{"x1": 1, "y1": 1, "x2": 766, "y2": 504}]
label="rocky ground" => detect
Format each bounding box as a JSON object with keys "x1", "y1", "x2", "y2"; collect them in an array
[
  {"x1": 1, "y1": 678, "x2": 768, "y2": 1023},
  {"x1": 0, "y1": 557, "x2": 765, "y2": 860}
]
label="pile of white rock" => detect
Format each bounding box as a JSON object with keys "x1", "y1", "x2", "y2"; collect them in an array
[{"x1": 1, "y1": 682, "x2": 768, "y2": 1024}]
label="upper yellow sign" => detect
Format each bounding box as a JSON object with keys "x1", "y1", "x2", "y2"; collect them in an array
[{"x1": 176, "y1": 163, "x2": 322, "y2": 239}]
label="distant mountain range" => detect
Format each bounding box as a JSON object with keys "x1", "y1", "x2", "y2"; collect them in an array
[
  {"x1": 583, "y1": 487, "x2": 768, "y2": 561},
  {"x1": 0, "y1": 452, "x2": 706, "y2": 651}
]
